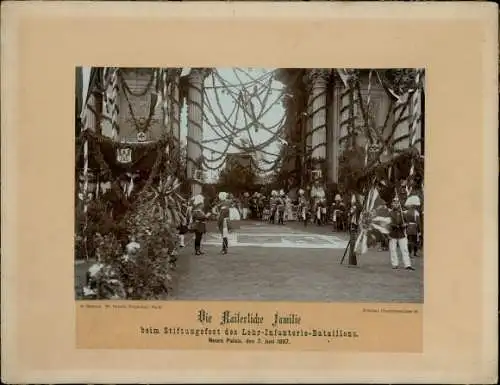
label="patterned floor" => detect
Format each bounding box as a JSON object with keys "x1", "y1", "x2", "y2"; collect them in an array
[{"x1": 202, "y1": 222, "x2": 349, "y2": 249}]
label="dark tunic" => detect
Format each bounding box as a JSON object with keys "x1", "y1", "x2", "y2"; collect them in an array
[
  {"x1": 389, "y1": 210, "x2": 406, "y2": 239},
  {"x1": 191, "y1": 208, "x2": 207, "y2": 233},
  {"x1": 277, "y1": 198, "x2": 285, "y2": 213},
  {"x1": 404, "y1": 208, "x2": 420, "y2": 236}
]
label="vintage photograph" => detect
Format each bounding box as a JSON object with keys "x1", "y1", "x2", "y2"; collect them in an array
[{"x1": 75, "y1": 67, "x2": 425, "y2": 303}]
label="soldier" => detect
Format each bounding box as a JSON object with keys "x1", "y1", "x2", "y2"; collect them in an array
[
  {"x1": 388, "y1": 197, "x2": 414, "y2": 270},
  {"x1": 177, "y1": 203, "x2": 192, "y2": 248},
  {"x1": 217, "y1": 192, "x2": 231, "y2": 254},
  {"x1": 404, "y1": 195, "x2": 421, "y2": 257},
  {"x1": 277, "y1": 190, "x2": 286, "y2": 225},
  {"x1": 332, "y1": 194, "x2": 345, "y2": 232},
  {"x1": 347, "y1": 195, "x2": 360, "y2": 266},
  {"x1": 191, "y1": 194, "x2": 209, "y2": 256},
  {"x1": 284, "y1": 193, "x2": 292, "y2": 223},
  {"x1": 269, "y1": 190, "x2": 277, "y2": 224}
]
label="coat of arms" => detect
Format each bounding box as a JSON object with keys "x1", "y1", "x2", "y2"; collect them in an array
[{"x1": 116, "y1": 148, "x2": 132, "y2": 164}]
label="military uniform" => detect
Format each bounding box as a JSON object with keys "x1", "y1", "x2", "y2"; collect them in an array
[
  {"x1": 404, "y1": 207, "x2": 420, "y2": 257},
  {"x1": 192, "y1": 207, "x2": 207, "y2": 255},
  {"x1": 348, "y1": 204, "x2": 360, "y2": 265},
  {"x1": 388, "y1": 208, "x2": 413, "y2": 269},
  {"x1": 217, "y1": 204, "x2": 231, "y2": 254}
]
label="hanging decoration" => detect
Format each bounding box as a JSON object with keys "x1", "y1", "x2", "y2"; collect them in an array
[
  {"x1": 121, "y1": 72, "x2": 159, "y2": 134},
  {"x1": 137, "y1": 132, "x2": 147, "y2": 142},
  {"x1": 197, "y1": 68, "x2": 296, "y2": 174}
]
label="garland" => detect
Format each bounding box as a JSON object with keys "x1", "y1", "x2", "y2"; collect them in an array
[
  {"x1": 119, "y1": 69, "x2": 156, "y2": 97},
  {"x1": 199, "y1": 69, "x2": 300, "y2": 173},
  {"x1": 122, "y1": 86, "x2": 156, "y2": 133}
]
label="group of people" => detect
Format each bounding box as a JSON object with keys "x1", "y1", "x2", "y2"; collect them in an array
[
  {"x1": 245, "y1": 189, "x2": 350, "y2": 231},
  {"x1": 177, "y1": 192, "x2": 235, "y2": 256},
  {"x1": 175, "y1": 185, "x2": 423, "y2": 271},
  {"x1": 347, "y1": 192, "x2": 423, "y2": 270},
  {"x1": 387, "y1": 194, "x2": 422, "y2": 269}
]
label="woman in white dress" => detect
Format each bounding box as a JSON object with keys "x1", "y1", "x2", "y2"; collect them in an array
[{"x1": 228, "y1": 196, "x2": 241, "y2": 221}]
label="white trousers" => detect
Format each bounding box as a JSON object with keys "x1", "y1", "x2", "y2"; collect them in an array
[{"x1": 389, "y1": 237, "x2": 412, "y2": 268}]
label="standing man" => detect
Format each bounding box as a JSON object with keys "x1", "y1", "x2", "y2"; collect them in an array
[
  {"x1": 404, "y1": 195, "x2": 421, "y2": 258},
  {"x1": 347, "y1": 195, "x2": 360, "y2": 266},
  {"x1": 217, "y1": 192, "x2": 231, "y2": 255},
  {"x1": 284, "y1": 193, "x2": 292, "y2": 223},
  {"x1": 191, "y1": 194, "x2": 209, "y2": 256},
  {"x1": 388, "y1": 197, "x2": 414, "y2": 270},
  {"x1": 241, "y1": 192, "x2": 250, "y2": 220},
  {"x1": 277, "y1": 190, "x2": 286, "y2": 225},
  {"x1": 177, "y1": 202, "x2": 192, "y2": 248},
  {"x1": 332, "y1": 194, "x2": 345, "y2": 232}
]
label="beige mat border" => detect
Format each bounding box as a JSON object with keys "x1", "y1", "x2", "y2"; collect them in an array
[{"x1": 1, "y1": 1, "x2": 498, "y2": 383}]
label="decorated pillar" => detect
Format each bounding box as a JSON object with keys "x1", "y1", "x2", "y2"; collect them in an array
[
  {"x1": 162, "y1": 68, "x2": 182, "y2": 141},
  {"x1": 390, "y1": 69, "x2": 423, "y2": 152},
  {"x1": 330, "y1": 82, "x2": 342, "y2": 183},
  {"x1": 187, "y1": 68, "x2": 210, "y2": 197},
  {"x1": 305, "y1": 69, "x2": 330, "y2": 201},
  {"x1": 308, "y1": 69, "x2": 330, "y2": 163},
  {"x1": 171, "y1": 68, "x2": 182, "y2": 142},
  {"x1": 107, "y1": 68, "x2": 120, "y2": 140},
  {"x1": 338, "y1": 73, "x2": 356, "y2": 153},
  {"x1": 409, "y1": 69, "x2": 424, "y2": 151}
]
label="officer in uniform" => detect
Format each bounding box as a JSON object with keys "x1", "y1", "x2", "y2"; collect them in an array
[
  {"x1": 348, "y1": 196, "x2": 360, "y2": 266},
  {"x1": 388, "y1": 197, "x2": 414, "y2": 270},
  {"x1": 404, "y1": 195, "x2": 421, "y2": 257}
]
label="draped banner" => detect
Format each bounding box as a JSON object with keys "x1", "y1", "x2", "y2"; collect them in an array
[{"x1": 76, "y1": 131, "x2": 166, "y2": 179}]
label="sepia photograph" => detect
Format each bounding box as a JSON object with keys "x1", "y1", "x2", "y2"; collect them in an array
[
  {"x1": 4, "y1": 2, "x2": 497, "y2": 382},
  {"x1": 75, "y1": 67, "x2": 425, "y2": 303}
]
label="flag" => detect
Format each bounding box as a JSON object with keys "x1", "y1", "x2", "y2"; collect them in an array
[
  {"x1": 375, "y1": 70, "x2": 405, "y2": 104},
  {"x1": 354, "y1": 186, "x2": 391, "y2": 255},
  {"x1": 336, "y1": 69, "x2": 352, "y2": 88}
]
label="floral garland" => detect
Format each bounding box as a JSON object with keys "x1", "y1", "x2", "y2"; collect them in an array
[{"x1": 121, "y1": 78, "x2": 157, "y2": 133}]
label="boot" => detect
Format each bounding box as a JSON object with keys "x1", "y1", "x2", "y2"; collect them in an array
[{"x1": 221, "y1": 238, "x2": 228, "y2": 254}]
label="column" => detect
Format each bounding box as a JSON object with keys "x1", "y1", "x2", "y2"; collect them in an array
[
  {"x1": 171, "y1": 68, "x2": 182, "y2": 141},
  {"x1": 308, "y1": 69, "x2": 330, "y2": 162},
  {"x1": 305, "y1": 69, "x2": 330, "y2": 195},
  {"x1": 330, "y1": 84, "x2": 340, "y2": 183},
  {"x1": 187, "y1": 68, "x2": 210, "y2": 197},
  {"x1": 339, "y1": 80, "x2": 354, "y2": 152}
]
